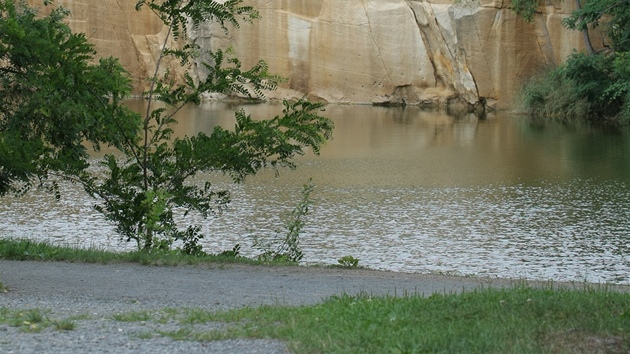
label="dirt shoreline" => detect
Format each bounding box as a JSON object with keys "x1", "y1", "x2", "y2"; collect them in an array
[
  {"x1": 0, "y1": 260, "x2": 510, "y2": 310},
  {"x1": 4, "y1": 260, "x2": 630, "y2": 310}
]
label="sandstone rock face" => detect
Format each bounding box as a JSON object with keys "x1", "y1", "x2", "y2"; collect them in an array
[
  {"x1": 197, "y1": 0, "x2": 590, "y2": 109},
  {"x1": 28, "y1": 0, "x2": 591, "y2": 109}
]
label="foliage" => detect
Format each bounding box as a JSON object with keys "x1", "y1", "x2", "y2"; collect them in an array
[
  {"x1": 611, "y1": 52, "x2": 630, "y2": 120},
  {"x1": 519, "y1": 68, "x2": 587, "y2": 120},
  {"x1": 52, "y1": 318, "x2": 77, "y2": 331},
  {"x1": 562, "y1": 52, "x2": 629, "y2": 121},
  {"x1": 83, "y1": 0, "x2": 332, "y2": 251},
  {"x1": 1, "y1": 0, "x2": 333, "y2": 252},
  {"x1": 254, "y1": 180, "x2": 314, "y2": 263},
  {"x1": 0, "y1": 0, "x2": 139, "y2": 196},
  {"x1": 135, "y1": 0, "x2": 259, "y2": 39},
  {"x1": 563, "y1": 0, "x2": 630, "y2": 52},
  {"x1": 510, "y1": 0, "x2": 539, "y2": 22},
  {"x1": 83, "y1": 97, "x2": 331, "y2": 251},
  {"x1": 0, "y1": 308, "x2": 77, "y2": 333},
  {"x1": 337, "y1": 255, "x2": 360, "y2": 268},
  {"x1": 518, "y1": 0, "x2": 630, "y2": 124},
  {"x1": 112, "y1": 311, "x2": 152, "y2": 322},
  {"x1": 520, "y1": 52, "x2": 630, "y2": 123},
  {"x1": 217, "y1": 244, "x2": 241, "y2": 258}
]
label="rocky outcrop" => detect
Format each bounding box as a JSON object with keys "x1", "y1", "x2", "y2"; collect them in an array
[{"x1": 29, "y1": 0, "x2": 592, "y2": 109}]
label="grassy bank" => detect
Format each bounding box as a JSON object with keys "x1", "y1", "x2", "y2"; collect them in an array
[
  {"x1": 0, "y1": 238, "x2": 262, "y2": 266},
  {"x1": 176, "y1": 286, "x2": 630, "y2": 353}
]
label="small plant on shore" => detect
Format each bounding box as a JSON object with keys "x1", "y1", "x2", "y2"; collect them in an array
[
  {"x1": 216, "y1": 244, "x2": 241, "y2": 259},
  {"x1": 337, "y1": 255, "x2": 360, "y2": 268},
  {"x1": 254, "y1": 180, "x2": 314, "y2": 263},
  {"x1": 23, "y1": 309, "x2": 44, "y2": 324},
  {"x1": 9, "y1": 309, "x2": 45, "y2": 332},
  {"x1": 52, "y1": 318, "x2": 76, "y2": 331},
  {"x1": 112, "y1": 311, "x2": 152, "y2": 322},
  {"x1": 0, "y1": 308, "x2": 77, "y2": 332}
]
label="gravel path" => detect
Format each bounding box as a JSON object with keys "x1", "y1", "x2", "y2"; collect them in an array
[{"x1": 0, "y1": 260, "x2": 580, "y2": 353}]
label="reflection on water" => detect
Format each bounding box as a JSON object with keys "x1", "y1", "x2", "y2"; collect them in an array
[{"x1": 2, "y1": 102, "x2": 630, "y2": 284}]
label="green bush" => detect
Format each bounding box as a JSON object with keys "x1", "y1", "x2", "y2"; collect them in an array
[
  {"x1": 520, "y1": 52, "x2": 630, "y2": 124},
  {"x1": 516, "y1": 0, "x2": 630, "y2": 124},
  {"x1": 0, "y1": 1, "x2": 333, "y2": 253},
  {"x1": 519, "y1": 67, "x2": 590, "y2": 121}
]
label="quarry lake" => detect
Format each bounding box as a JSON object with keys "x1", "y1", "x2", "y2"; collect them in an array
[{"x1": 3, "y1": 102, "x2": 630, "y2": 284}]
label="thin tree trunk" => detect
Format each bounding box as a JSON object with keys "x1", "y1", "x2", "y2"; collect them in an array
[{"x1": 575, "y1": 0, "x2": 595, "y2": 54}]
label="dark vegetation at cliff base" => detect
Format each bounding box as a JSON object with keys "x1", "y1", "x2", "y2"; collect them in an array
[
  {"x1": 517, "y1": 0, "x2": 630, "y2": 125},
  {"x1": 521, "y1": 52, "x2": 630, "y2": 125}
]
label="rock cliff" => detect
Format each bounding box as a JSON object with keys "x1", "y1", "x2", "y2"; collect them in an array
[{"x1": 29, "y1": 0, "x2": 592, "y2": 109}]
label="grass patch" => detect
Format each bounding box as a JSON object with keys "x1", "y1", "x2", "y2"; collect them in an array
[
  {"x1": 3, "y1": 286, "x2": 629, "y2": 352},
  {"x1": 52, "y1": 318, "x2": 76, "y2": 331},
  {"x1": 134, "y1": 331, "x2": 156, "y2": 340},
  {"x1": 152, "y1": 286, "x2": 630, "y2": 353},
  {"x1": 112, "y1": 310, "x2": 152, "y2": 322},
  {"x1": 0, "y1": 238, "x2": 275, "y2": 267},
  {"x1": 0, "y1": 308, "x2": 77, "y2": 333}
]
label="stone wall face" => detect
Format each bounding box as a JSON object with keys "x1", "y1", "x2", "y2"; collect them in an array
[{"x1": 28, "y1": 0, "x2": 589, "y2": 109}]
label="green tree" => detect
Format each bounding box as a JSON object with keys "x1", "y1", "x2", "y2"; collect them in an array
[
  {"x1": 511, "y1": 0, "x2": 594, "y2": 53},
  {"x1": 0, "y1": 0, "x2": 139, "y2": 196},
  {"x1": 563, "y1": 0, "x2": 630, "y2": 52},
  {"x1": 1, "y1": 0, "x2": 333, "y2": 252}
]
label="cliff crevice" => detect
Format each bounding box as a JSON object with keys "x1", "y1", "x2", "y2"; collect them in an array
[{"x1": 362, "y1": 0, "x2": 395, "y2": 89}]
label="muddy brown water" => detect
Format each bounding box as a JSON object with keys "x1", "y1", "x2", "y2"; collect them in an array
[{"x1": 2, "y1": 102, "x2": 630, "y2": 284}]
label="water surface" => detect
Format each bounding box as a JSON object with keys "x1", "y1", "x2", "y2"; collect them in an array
[{"x1": 2, "y1": 102, "x2": 630, "y2": 284}]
